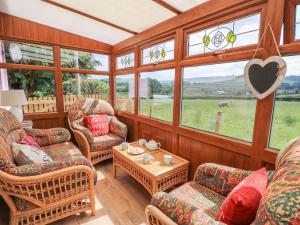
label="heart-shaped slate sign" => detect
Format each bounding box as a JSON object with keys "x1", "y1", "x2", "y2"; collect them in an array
[{"x1": 244, "y1": 56, "x2": 287, "y2": 100}]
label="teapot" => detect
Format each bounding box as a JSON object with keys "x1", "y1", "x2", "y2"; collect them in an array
[{"x1": 145, "y1": 139, "x2": 161, "y2": 151}]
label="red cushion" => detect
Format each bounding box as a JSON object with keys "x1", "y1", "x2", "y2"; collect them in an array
[
  {"x1": 84, "y1": 115, "x2": 109, "y2": 137},
  {"x1": 19, "y1": 135, "x2": 41, "y2": 149},
  {"x1": 216, "y1": 168, "x2": 268, "y2": 225}
]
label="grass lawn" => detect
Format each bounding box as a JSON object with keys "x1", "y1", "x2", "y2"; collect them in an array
[{"x1": 139, "y1": 98, "x2": 300, "y2": 150}]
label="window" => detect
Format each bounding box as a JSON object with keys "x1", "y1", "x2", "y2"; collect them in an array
[
  {"x1": 139, "y1": 69, "x2": 175, "y2": 122},
  {"x1": 3, "y1": 69, "x2": 56, "y2": 113},
  {"x1": 269, "y1": 55, "x2": 300, "y2": 150},
  {"x1": 116, "y1": 52, "x2": 134, "y2": 70},
  {"x1": 181, "y1": 61, "x2": 256, "y2": 142},
  {"x1": 142, "y1": 40, "x2": 175, "y2": 65},
  {"x1": 62, "y1": 73, "x2": 110, "y2": 111},
  {"x1": 0, "y1": 40, "x2": 54, "y2": 66},
  {"x1": 188, "y1": 13, "x2": 261, "y2": 56},
  {"x1": 115, "y1": 74, "x2": 135, "y2": 113},
  {"x1": 296, "y1": 5, "x2": 300, "y2": 40},
  {"x1": 61, "y1": 48, "x2": 109, "y2": 71}
]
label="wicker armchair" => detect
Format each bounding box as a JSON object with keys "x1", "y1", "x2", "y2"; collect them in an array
[
  {"x1": 68, "y1": 99, "x2": 127, "y2": 165},
  {"x1": 146, "y1": 137, "x2": 300, "y2": 225},
  {"x1": 0, "y1": 109, "x2": 96, "y2": 225}
]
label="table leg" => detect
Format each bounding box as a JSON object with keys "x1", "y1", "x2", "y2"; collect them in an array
[{"x1": 113, "y1": 163, "x2": 117, "y2": 178}]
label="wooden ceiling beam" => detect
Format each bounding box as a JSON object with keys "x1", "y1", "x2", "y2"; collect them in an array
[
  {"x1": 41, "y1": 0, "x2": 138, "y2": 35},
  {"x1": 152, "y1": 0, "x2": 182, "y2": 14}
]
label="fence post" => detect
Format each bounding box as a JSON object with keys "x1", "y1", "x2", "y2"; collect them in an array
[{"x1": 215, "y1": 111, "x2": 223, "y2": 133}]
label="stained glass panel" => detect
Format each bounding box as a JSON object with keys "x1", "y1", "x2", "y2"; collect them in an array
[
  {"x1": 116, "y1": 52, "x2": 134, "y2": 69},
  {"x1": 142, "y1": 40, "x2": 174, "y2": 65},
  {"x1": 188, "y1": 13, "x2": 261, "y2": 56}
]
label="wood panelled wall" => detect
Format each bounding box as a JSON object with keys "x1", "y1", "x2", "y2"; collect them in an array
[
  {"x1": 112, "y1": 0, "x2": 297, "y2": 178},
  {"x1": 0, "y1": 12, "x2": 112, "y2": 130}
]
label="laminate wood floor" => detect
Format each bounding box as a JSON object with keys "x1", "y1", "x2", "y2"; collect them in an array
[{"x1": 0, "y1": 160, "x2": 150, "y2": 225}]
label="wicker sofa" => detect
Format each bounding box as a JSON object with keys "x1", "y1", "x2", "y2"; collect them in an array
[
  {"x1": 68, "y1": 99, "x2": 127, "y2": 165},
  {"x1": 146, "y1": 137, "x2": 300, "y2": 225},
  {"x1": 0, "y1": 109, "x2": 96, "y2": 225}
]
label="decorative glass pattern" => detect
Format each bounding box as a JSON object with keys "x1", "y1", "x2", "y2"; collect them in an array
[
  {"x1": 142, "y1": 40, "x2": 174, "y2": 65},
  {"x1": 61, "y1": 48, "x2": 109, "y2": 71},
  {"x1": 188, "y1": 13, "x2": 261, "y2": 56},
  {"x1": 269, "y1": 55, "x2": 300, "y2": 150},
  {"x1": 296, "y1": 5, "x2": 300, "y2": 40},
  {"x1": 0, "y1": 40, "x2": 54, "y2": 66},
  {"x1": 116, "y1": 52, "x2": 134, "y2": 70}
]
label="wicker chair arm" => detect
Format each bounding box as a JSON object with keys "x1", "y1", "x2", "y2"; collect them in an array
[
  {"x1": 194, "y1": 163, "x2": 251, "y2": 196},
  {"x1": 0, "y1": 165, "x2": 95, "y2": 211},
  {"x1": 72, "y1": 129, "x2": 91, "y2": 159},
  {"x1": 146, "y1": 205, "x2": 177, "y2": 225},
  {"x1": 24, "y1": 128, "x2": 71, "y2": 147},
  {"x1": 109, "y1": 116, "x2": 127, "y2": 138}
]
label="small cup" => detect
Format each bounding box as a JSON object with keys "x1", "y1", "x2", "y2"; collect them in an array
[
  {"x1": 143, "y1": 153, "x2": 153, "y2": 164},
  {"x1": 164, "y1": 154, "x2": 173, "y2": 165},
  {"x1": 138, "y1": 139, "x2": 146, "y2": 146},
  {"x1": 121, "y1": 142, "x2": 129, "y2": 151}
]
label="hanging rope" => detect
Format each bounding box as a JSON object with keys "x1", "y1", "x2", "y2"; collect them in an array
[{"x1": 252, "y1": 22, "x2": 282, "y2": 59}]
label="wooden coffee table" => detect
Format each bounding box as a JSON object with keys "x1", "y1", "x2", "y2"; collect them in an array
[{"x1": 112, "y1": 142, "x2": 189, "y2": 195}]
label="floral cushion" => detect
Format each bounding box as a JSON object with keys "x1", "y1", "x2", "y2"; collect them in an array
[
  {"x1": 253, "y1": 137, "x2": 300, "y2": 225},
  {"x1": 91, "y1": 133, "x2": 124, "y2": 151},
  {"x1": 24, "y1": 128, "x2": 71, "y2": 147},
  {"x1": 194, "y1": 163, "x2": 251, "y2": 196},
  {"x1": 68, "y1": 99, "x2": 115, "y2": 122},
  {"x1": 71, "y1": 122, "x2": 94, "y2": 144},
  {"x1": 151, "y1": 182, "x2": 225, "y2": 225},
  {"x1": 0, "y1": 108, "x2": 21, "y2": 136},
  {"x1": 0, "y1": 135, "x2": 16, "y2": 172},
  {"x1": 109, "y1": 116, "x2": 128, "y2": 138},
  {"x1": 41, "y1": 142, "x2": 82, "y2": 160}
]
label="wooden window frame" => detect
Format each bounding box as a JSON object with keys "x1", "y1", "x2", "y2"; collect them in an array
[
  {"x1": 114, "y1": 50, "x2": 135, "y2": 73},
  {"x1": 283, "y1": 0, "x2": 300, "y2": 44},
  {"x1": 139, "y1": 34, "x2": 176, "y2": 68},
  {"x1": 60, "y1": 46, "x2": 111, "y2": 74},
  {"x1": 138, "y1": 67, "x2": 176, "y2": 124},
  {"x1": 114, "y1": 73, "x2": 136, "y2": 115},
  {"x1": 183, "y1": 6, "x2": 264, "y2": 60}
]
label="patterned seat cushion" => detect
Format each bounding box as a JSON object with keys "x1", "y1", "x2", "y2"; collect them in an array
[
  {"x1": 90, "y1": 133, "x2": 123, "y2": 152},
  {"x1": 42, "y1": 142, "x2": 82, "y2": 160},
  {"x1": 151, "y1": 182, "x2": 225, "y2": 225},
  {"x1": 170, "y1": 181, "x2": 225, "y2": 219}
]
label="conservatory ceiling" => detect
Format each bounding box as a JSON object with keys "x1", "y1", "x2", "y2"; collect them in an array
[{"x1": 0, "y1": 0, "x2": 207, "y2": 45}]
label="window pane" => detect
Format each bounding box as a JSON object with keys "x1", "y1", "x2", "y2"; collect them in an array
[
  {"x1": 142, "y1": 40, "x2": 175, "y2": 65},
  {"x1": 181, "y1": 61, "x2": 256, "y2": 142},
  {"x1": 139, "y1": 69, "x2": 175, "y2": 122},
  {"x1": 296, "y1": 5, "x2": 300, "y2": 40},
  {"x1": 116, "y1": 52, "x2": 134, "y2": 69},
  {"x1": 188, "y1": 13, "x2": 260, "y2": 56},
  {"x1": 61, "y1": 48, "x2": 109, "y2": 71},
  {"x1": 62, "y1": 73, "x2": 110, "y2": 111},
  {"x1": 2, "y1": 69, "x2": 56, "y2": 113},
  {"x1": 0, "y1": 40, "x2": 54, "y2": 66},
  {"x1": 269, "y1": 55, "x2": 300, "y2": 149},
  {"x1": 116, "y1": 74, "x2": 135, "y2": 113}
]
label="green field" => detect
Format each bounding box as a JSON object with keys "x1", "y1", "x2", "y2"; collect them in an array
[{"x1": 140, "y1": 98, "x2": 300, "y2": 150}]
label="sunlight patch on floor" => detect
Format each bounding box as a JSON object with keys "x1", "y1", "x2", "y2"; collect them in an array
[{"x1": 96, "y1": 170, "x2": 106, "y2": 181}]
